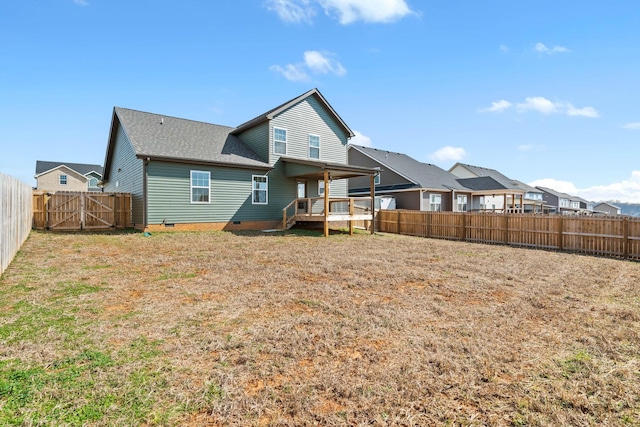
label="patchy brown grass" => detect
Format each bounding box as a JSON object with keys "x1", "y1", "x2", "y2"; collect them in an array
[{"x1": 1, "y1": 229, "x2": 640, "y2": 426}]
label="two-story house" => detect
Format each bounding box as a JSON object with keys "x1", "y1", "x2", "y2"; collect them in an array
[
  {"x1": 449, "y1": 163, "x2": 544, "y2": 213},
  {"x1": 535, "y1": 186, "x2": 582, "y2": 215},
  {"x1": 35, "y1": 161, "x2": 103, "y2": 192},
  {"x1": 100, "y1": 89, "x2": 378, "y2": 234}
]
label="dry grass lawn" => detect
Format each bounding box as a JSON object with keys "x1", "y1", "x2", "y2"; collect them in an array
[{"x1": 1, "y1": 229, "x2": 640, "y2": 426}]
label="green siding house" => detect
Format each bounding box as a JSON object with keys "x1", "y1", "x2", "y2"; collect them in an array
[{"x1": 101, "y1": 88, "x2": 377, "y2": 232}]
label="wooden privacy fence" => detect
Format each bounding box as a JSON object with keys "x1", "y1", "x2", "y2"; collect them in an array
[
  {"x1": 378, "y1": 210, "x2": 640, "y2": 261},
  {"x1": 33, "y1": 191, "x2": 132, "y2": 231},
  {"x1": 1, "y1": 173, "x2": 33, "y2": 275}
]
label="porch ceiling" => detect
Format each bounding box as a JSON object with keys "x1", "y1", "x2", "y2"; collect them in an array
[{"x1": 281, "y1": 157, "x2": 380, "y2": 180}]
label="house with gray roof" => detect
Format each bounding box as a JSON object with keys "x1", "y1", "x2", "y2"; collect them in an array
[
  {"x1": 535, "y1": 186, "x2": 583, "y2": 214},
  {"x1": 348, "y1": 145, "x2": 473, "y2": 211},
  {"x1": 35, "y1": 160, "x2": 103, "y2": 192},
  {"x1": 449, "y1": 163, "x2": 544, "y2": 213},
  {"x1": 101, "y1": 88, "x2": 378, "y2": 233},
  {"x1": 593, "y1": 202, "x2": 621, "y2": 216}
]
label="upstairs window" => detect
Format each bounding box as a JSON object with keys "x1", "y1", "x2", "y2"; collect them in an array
[
  {"x1": 274, "y1": 127, "x2": 287, "y2": 155},
  {"x1": 190, "y1": 171, "x2": 210, "y2": 203},
  {"x1": 89, "y1": 177, "x2": 98, "y2": 187},
  {"x1": 309, "y1": 134, "x2": 320, "y2": 159},
  {"x1": 59, "y1": 175, "x2": 67, "y2": 185},
  {"x1": 252, "y1": 176, "x2": 268, "y2": 204}
]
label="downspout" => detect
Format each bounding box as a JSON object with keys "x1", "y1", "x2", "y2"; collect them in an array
[{"x1": 143, "y1": 157, "x2": 149, "y2": 230}]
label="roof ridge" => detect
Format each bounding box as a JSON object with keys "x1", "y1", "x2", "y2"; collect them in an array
[{"x1": 114, "y1": 106, "x2": 234, "y2": 130}]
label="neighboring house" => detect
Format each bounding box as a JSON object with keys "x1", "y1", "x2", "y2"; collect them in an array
[
  {"x1": 449, "y1": 163, "x2": 543, "y2": 213},
  {"x1": 35, "y1": 161, "x2": 103, "y2": 192},
  {"x1": 535, "y1": 186, "x2": 581, "y2": 215},
  {"x1": 101, "y1": 88, "x2": 378, "y2": 232},
  {"x1": 593, "y1": 202, "x2": 622, "y2": 216},
  {"x1": 348, "y1": 145, "x2": 472, "y2": 211}
]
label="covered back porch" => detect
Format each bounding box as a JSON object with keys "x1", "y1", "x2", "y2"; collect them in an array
[{"x1": 280, "y1": 158, "x2": 380, "y2": 236}]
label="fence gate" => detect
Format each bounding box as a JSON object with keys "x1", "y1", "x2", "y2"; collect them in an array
[{"x1": 33, "y1": 191, "x2": 131, "y2": 231}]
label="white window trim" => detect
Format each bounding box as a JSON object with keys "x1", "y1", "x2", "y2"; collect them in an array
[
  {"x1": 273, "y1": 127, "x2": 287, "y2": 156},
  {"x1": 374, "y1": 172, "x2": 381, "y2": 185},
  {"x1": 59, "y1": 174, "x2": 67, "y2": 185},
  {"x1": 429, "y1": 193, "x2": 442, "y2": 212},
  {"x1": 318, "y1": 180, "x2": 325, "y2": 196},
  {"x1": 252, "y1": 175, "x2": 268, "y2": 205},
  {"x1": 308, "y1": 134, "x2": 320, "y2": 159},
  {"x1": 190, "y1": 170, "x2": 211, "y2": 204}
]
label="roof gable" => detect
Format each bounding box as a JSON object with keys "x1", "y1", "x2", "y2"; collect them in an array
[
  {"x1": 232, "y1": 88, "x2": 354, "y2": 138},
  {"x1": 35, "y1": 160, "x2": 103, "y2": 177},
  {"x1": 450, "y1": 162, "x2": 522, "y2": 190}
]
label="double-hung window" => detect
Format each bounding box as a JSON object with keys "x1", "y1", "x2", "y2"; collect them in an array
[
  {"x1": 457, "y1": 195, "x2": 467, "y2": 212},
  {"x1": 190, "y1": 171, "x2": 210, "y2": 203},
  {"x1": 318, "y1": 180, "x2": 325, "y2": 196},
  {"x1": 374, "y1": 173, "x2": 381, "y2": 185},
  {"x1": 309, "y1": 134, "x2": 320, "y2": 159},
  {"x1": 252, "y1": 175, "x2": 268, "y2": 204},
  {"x1": 274, "y1": 127, "x2": 287, "y2": 155},
  {"x1": 429, "y1": 194, "x2": 442, "y2": 212},
  {"x1": 59, "y1": 175, "x2": 67, "y2": 185}
]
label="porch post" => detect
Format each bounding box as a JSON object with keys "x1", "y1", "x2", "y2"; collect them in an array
[
  {"x1": 370, "y1": 174, "x2": 376, "y2": 234},
  {"x1": 324, "y1": 170, "x2": 329, "y2": 237}
]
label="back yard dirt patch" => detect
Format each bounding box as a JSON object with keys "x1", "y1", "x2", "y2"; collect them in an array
[{"x1": 1, "y1": 229, "x2": 639, "y2": 426}]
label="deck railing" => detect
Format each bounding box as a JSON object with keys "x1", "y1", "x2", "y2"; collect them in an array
[{"x1": 282, "y1": 197, "x2": 374, "y2": 229}]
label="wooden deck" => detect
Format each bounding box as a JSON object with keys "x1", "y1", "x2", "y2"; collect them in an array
[{"x1": 283, "y1": 197, "x2": 375, "y2": 235}]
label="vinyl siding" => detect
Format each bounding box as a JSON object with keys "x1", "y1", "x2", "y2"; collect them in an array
[
  {"x1": 270, "y1": 97, "x2": 349, "y2": 165},
  {"x1": 236, "y1": 122, "x2": 269, "y2": 163},
  {"x1": 347, "y1": 149, "x2": 412, "y2": 192},
  {"x1": 146, "y1": 161, "x2": 287, "y2": 224},
  {"x1": 36, "y1": 167, "x2": 87, "y2": 192},
  {"x1": 102, "y1": 123, "x2": 144, "y2": 225}
]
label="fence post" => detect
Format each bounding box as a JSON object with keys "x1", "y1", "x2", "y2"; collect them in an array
[
  {"x1": 504, "y1": 214, "x2": 509, "y2": 245},
  {"x1": 623, "y1": 217, "x2": 629, "y2": 260},
  {"x1": 558, "y1": 216, "x2": 564, "y2": 251},
  {"x1": 426, "y1": 211, "x2": 431, "y2": 238},
  {"x1": 397, "y1": 210, "x2": 401, "y2": 234},
  {"x1": 460, "y1": 212, "x2": 466, "y2": 241}
]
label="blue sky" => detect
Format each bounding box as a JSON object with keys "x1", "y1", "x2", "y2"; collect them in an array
[{"x1": 2, "y1": 0, "x2": 639, "y2": 202}]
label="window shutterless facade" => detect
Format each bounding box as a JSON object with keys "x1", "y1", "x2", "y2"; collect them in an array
[
  {"x1": 59, "y1": 175, "x2": 67, "y2": 185},
  {"x1": 309, "y1": 134, "x2": 320, "y2": 159},
  {"x1": 318, "y1": 180, "x2": 325, "y2": 196},
  {"x1": 190, "y1": 170, "x2": 210, "y2": 203},
  {"x1": 274, "y1": 127, "x2": 287, "y2": 155},
  {"x1": 374, "y1": 172, "x2": 381, "y2": 185},
  {"x1": 252, "y1": 175, "x2": 268, "y2": 204}
]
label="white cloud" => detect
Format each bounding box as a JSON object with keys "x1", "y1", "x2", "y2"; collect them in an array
[
  {"x1": 269, "y1": 64, "x2": 310, "y2": 82},
  {"x1": 623, "y1": 122, "x2": 640, "y2": 130},
  {"x1": 516, "y1": 97, "x2": 558, "y2": 115},
  {"x1": 266, "y1": 0, "x2": 315, "y2": 23},
  {"x1": 266, "y1": 0, "x2": 414, "y2": 24},
  {"x1": 270, "y1": 50, "x2": 345, "y2": 82},
  {"x1": 530, "y1": 172, "x2": 640, "y2": 203},
  {"x1": 430, "y1": 146, "x2": 466, "y2": 163},
  {"x1": 304, "y1": 51, "x2": 346, "y2": 76},
  {"x1": 534, "y1": 42, "x2": 570, "y2": 54},
  {"x1": 349, "y1": 130, "x2": 372, "y2": 147},
  {"x1": 499, "y1": 45, "x2": 509, "y2": 53},
  {"x1": 478, "y1": 99, "x2": 512, "y2": 113},
  {"x1": 480, "y1": 97, "x2": 599, "y2": 118},
  {"x1": 73, "y1": 0, "x2": 89, "y2": 5},
  {"x1": 566, "y1": 104, "x2": 599, "y2": 118}
]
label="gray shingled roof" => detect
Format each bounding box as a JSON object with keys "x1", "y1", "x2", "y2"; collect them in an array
[
  {"x1": 455, "y1": 176, "x2": 506, "y2": 191},
  {"x1": 535, "y1": 186, "x2": 574, "y2": 199},
  {"x1": 349, "y1": 145, "x2": 470, "y2": 191},
  {"x1": 35, "y1": 161, "x2": 103, "y2": 177},
  {"x1": 452, "y1": 163, "x2": 523, "y2": 191},
  {"x1": 112, "y1": 107, "x2": 270, "y2": 169}
]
